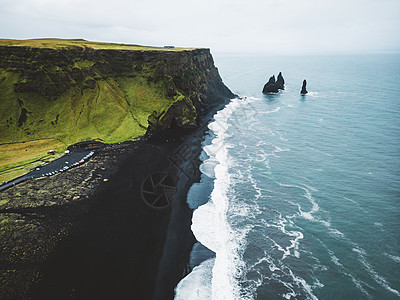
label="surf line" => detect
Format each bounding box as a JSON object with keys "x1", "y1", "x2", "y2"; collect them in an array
[{"x1": 175, "y1": 97, "x2": 248, "y2": 299}]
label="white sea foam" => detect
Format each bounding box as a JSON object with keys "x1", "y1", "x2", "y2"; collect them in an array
[
  {"x1": 329, "y1": 228, "x2": 345, "y2": 238},
  {"x1": 330, "y1": 253, "x2": 342, "y2": 267},
  {"x1": 247, "y1": 172, "x2": 262, "y2": 202},
  {"x1": 277, "y1": 182, "x2": 350, "y2": 243},
  {"x1": 176, "y1": 98, "x2": 251, "y2": 300},
  {"x1": 258, "y1": 106, "x2": 281, "y2": 114},
  {"x1": 263, "y1": 215, "x2": 304, "y2": 260},
  {"x1": 174, "y1": 258, "x2": 214, "y2": 300},
  {"x1": 199, "y1": 156, "x2": 218, "y2": 178},
  {"x1": 313, "y1": 278, "x2": 324, "y2": 289},
  {"x1": 210, "y1": 99, "x2": 252, "y2": 299},
  {"x1": 287, "y1": 268, "x2": 319, "y2": 300},
  {"x1": 191, "y1": 201, "x2": 220, "y2": 252},
  {"x1": 282, "y1": 282, "x2": 296, "y2": 299},
  {"x1": 276, "y1": 182, "x2": 319, "y2": 221},
  {"x1": 385, "y1": 253, "x2": 400, "y2": 264},
  {"x1": 307, "y1": 91, "x2": 319, "y2": 97}
]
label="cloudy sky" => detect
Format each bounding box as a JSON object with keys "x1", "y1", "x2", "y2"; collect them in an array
[{"x1": 1, "y1": 0, "x2": 399, "y2": 54}]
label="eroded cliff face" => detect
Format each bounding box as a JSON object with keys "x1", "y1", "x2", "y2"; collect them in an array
[
  {"x1": 0, "y1": 40, "x2": 234, "y2": 181},
  {"x1": 0, "y1": 44, "x2": 232, "y2": 136}
]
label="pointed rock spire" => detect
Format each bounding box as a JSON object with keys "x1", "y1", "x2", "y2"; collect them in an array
[
  {"x1": 276, "y1": 72, "x2": 285, "y2": 90},
  {"x1": 300, "y1": 79, "x2": 308, "y2": 95}
]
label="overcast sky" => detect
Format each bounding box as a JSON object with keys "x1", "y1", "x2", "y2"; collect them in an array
[{"x1": 0, "y1": 0, "x2": 399, "y2": 54}]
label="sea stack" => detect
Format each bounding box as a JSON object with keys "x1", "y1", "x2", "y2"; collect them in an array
[
  {"x1": 262, "y1": 72, "x2": 285, "y2": 94},
  {"x1": 301, "y1": 79, "x2": 308, "y2": 95},
  {"x1": 276, "y1": 72, "x2": 285, "y2": 90},
  {"x1": 262, "y1": 75, "x2": 279, "y2": 93}
]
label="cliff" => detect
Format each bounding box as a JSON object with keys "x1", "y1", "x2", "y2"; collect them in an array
[{"x1": 0, "y1": 39, "x2": 234, "y2": 182}]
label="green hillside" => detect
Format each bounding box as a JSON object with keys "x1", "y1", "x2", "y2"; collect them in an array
[{"x1": 0, "y1": 39, "x2": 201, "y2": 182}]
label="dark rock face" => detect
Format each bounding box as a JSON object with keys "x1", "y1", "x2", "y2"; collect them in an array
[
  {"x1": 262, "y1": 72, "x2": 285, "y2": 93},
  {"x1": 301, "y1": 79, "x2": 308, "y2": 95},
  {"x1": 276, "y1": 72, "x2": 285, "y2": 90}
]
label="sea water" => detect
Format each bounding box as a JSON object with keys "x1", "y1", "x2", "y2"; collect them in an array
[{"x1": 175, "y1": 53, "x2": 400, "y2": 299}]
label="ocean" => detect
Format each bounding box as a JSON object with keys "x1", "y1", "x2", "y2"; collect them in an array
[{"x1": 175, "y1": 53, "x2": 400, "y2": 299}]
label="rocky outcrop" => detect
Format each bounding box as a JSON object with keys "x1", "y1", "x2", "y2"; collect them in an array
[
  {"x1": 262, "y1": 72, "x2": 285, "y2": 93},
  {"x1": 301, "y1": 79, "x2": 308, "y2": 95}
]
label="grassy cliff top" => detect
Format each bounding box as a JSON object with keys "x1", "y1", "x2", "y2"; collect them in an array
[
  {"x1": 0, "y1": 38, "x2": 198, "y2": 52},
  {"x1": 0, "y1": 38, "x2": 211, "y2": 182}
]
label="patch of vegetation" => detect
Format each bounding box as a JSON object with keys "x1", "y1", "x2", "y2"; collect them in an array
[
  {"x1": 0, "y1": 200, "x2": 9, "y2": 207},
  {"x1": 0, "y1": 140, "x2": 65, "y2": 182}
]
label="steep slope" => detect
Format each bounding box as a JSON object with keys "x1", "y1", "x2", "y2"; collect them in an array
[{"x1": 0, "y1": 39, "x2": 234, "y2": 181}]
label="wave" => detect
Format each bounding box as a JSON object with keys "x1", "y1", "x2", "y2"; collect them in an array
[
  {"x1": 274, "y1": 181, "x2": 351, "y2": 241},
  {"x1": 276, "y1": 182, "x2": 320, "y2": 220},
  {"x1": 263, "y1": 216, "x2": 304, "y2": 260},
  {"x1": 317, "y1": 240, "x2": 372, "y2": 299},
  {"x1": 286, "y1": 268, "x2": 319, "y2": 300},
  {"x1": 353, "y1": 247, "x2": 400, "y2": 297},
  {"x1": 318, "y1": 231, "x2": 399, "y2": 298},
  {"x1": 175, "y1": 258, "x2": 214, "y2": 299},
  {"x1": 385, "y1": 253, "x2": 400, "y2": 264}
]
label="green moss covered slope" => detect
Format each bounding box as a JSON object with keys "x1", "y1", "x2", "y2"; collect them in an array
[{"x1": 0, "y1": 39, "x2": 234, "y2": 181}]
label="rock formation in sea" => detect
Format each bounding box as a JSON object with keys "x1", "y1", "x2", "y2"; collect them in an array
[
  {"x1": 262, "y1": 72, "x2": 285, "y2": 93},
  {"x1": 262, "y1": 75, "x2": 279, "y2": 93},
  {"x1": 276, "y1": 72, "x2": 285, "y2": 90},
  {"x1": 301, "y1": 79, "x2": 308, "y2": 95}
]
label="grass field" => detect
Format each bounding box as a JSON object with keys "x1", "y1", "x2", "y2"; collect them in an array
[{"x1": 0, "y1": 140, "x2": 65, "y2": 182}]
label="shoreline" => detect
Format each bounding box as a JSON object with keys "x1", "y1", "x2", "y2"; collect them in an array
[
  {"x1": 0, "y1": 98, "x2": 233, "y2": 299},
  {"x1": 152, "y1": 107, "x2": 224, "y2": 299}
]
